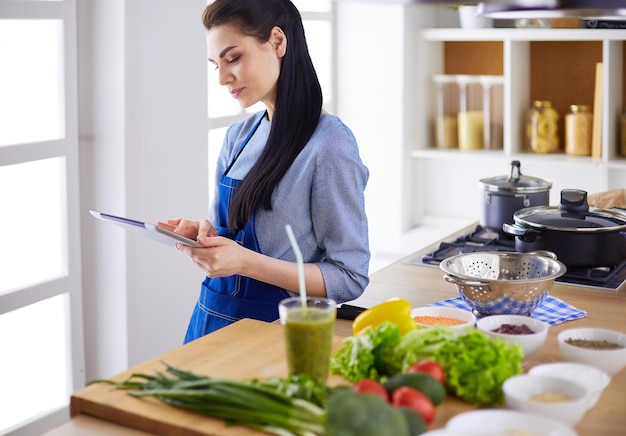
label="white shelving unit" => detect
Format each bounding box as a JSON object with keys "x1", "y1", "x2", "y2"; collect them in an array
[{"x1": 408, "y1": 27, "x2": 626, "y2": 227}]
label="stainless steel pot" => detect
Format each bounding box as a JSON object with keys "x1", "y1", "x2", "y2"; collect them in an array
[
  {"x1": 503, "y1": 189, "x2": 626, "y2": 268},
  {"x1": 479, "y1": 161, "x2": 552, "y2": 233}
]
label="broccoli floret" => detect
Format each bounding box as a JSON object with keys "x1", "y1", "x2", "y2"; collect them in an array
[{"x1": 325, "y1": 388, "x2": 411, "y2": 436}]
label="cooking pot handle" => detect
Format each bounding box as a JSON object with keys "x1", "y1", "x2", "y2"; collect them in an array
[
  {"x1": 443, "y1": 274, "x2": 488, "y2": 287},
  {"x1": 508, "y1": 160, "x2": 521, "y2": 183},
  {"x1": 502, "y1": 223, "x2": 543, "y2": 242},
  {"x1": 559, "y1": 189, "x2": 589, "y2": 213}
]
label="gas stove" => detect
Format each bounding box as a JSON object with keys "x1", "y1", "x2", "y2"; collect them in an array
[{"x1": 408, "y1": 225, "x2": 626, "y2": 292}]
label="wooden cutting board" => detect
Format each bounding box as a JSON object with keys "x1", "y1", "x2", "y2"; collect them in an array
[{"x1": 70, "y1": 319, "x2": 348, "y2": 436}]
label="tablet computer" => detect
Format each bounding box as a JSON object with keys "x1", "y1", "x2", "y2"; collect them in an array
[{"x1": 90, "y1": 210, "x2": 202, "y2": 248}]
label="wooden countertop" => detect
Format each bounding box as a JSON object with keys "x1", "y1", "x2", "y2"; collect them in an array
[{"x1": 58, "y1": 224, "x2": 626, "y2": 436}]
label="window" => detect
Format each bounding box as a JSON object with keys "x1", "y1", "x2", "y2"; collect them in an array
[{"x1": 0, "y1": 2, "x2": 84, "y2": 434}]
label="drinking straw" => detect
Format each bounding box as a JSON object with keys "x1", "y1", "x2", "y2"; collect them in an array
[{"x1": 285, "y1": 224, "x2": 307, "y2": 307}]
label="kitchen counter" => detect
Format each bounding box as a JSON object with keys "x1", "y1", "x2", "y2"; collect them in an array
[{"x1": 57, "y1": 224, "x2": 626, "y2": 435}]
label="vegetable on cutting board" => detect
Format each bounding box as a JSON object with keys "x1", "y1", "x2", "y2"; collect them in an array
[
  {"x1": 391, "y1": 386, "x2": 436, "y2": 425},
  {"x1": 326, "y1": 388, "x2": 413, "y2": 436},
  {"x1": 382, "y1": 372, "x2": 446, "y2": 406},
  {"x1": 352, "y1": 298, "x2": 417, "y2": 336},
  {"x1": 91, "y1": 361, "x2": 431, "y2": 436},
  {"x1": 90, "y1": 363, "x2": 326, "y2": 436}
]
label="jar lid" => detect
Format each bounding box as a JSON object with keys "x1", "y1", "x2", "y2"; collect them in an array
[
  {"x1": 479, "y1": 160, "x2": 552, "y2": 194},
  {"x1": 570, "y1": 104, "x2": 591, "y2": 112},
  {"x1": 533, "y1": 100, "x2": 553, "y2": 107}
]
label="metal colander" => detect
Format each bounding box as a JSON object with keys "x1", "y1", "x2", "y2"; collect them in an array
[{"x1": 440, "y1": 251, "x2": 566, "y2": 316}]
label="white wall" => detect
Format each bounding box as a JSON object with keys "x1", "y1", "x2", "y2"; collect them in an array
[
  {"x1": 79, "y1": 0, "x2": 208, "y2": 380},
  {"x1": 335, "y1": 3, "x2": 465, "y2": 271},
  {"x1": 335, "y1": 2, "x2": 408, "y2": 271}
]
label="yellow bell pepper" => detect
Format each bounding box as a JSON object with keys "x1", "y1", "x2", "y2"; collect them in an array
[{"x1": 352, "y1": 298, "x2": 417, "y2": 336}]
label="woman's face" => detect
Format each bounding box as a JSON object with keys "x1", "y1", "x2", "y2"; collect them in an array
[{"x1": 206, "y1": 24, "x2": 285, "y2": 118}]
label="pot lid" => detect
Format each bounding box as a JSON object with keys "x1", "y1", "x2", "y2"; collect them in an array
[
  {"x1": 514, "y1": 189, "x2": 626, "y2": 232},
  {"x1": 479, "y1": 160, "x2": 552, "y2": 194}
]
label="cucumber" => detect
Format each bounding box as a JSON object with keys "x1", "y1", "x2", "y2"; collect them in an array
[
  {"x1": 383, "y1": 372, "x2": 446, "y2": 405},
  {"x1": 396, "y1": 407, "x2": 427, "y2": 435}
]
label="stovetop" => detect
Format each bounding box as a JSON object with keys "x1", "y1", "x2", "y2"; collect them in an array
[{"x1": 408, "y1": 225, "x2": 626, "y2": 292}]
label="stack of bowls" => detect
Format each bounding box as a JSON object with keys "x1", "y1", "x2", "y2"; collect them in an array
[
  {"x1": 502, "y1": 374, "x2": 589, "y2": 426},
  {"x1": 529, "y1": 362, "x2": 611, "y2": 409}
]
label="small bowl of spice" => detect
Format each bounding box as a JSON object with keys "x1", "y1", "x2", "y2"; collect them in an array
[
  {"x1": 502, "y1": 374, "x2": 589, "y2": 426},
  {"x1": 411, "y1": 306, "x2": 476, "y2": 333},
  {"x1": 529, "y1": 362, "x2": 611, "y2": 409},
  {"x1": 557, "y1": 327, "x2": 626, "y2": 377},
  {"x1": 476, "y1": 314, "x2": 548, "y2": 361}
]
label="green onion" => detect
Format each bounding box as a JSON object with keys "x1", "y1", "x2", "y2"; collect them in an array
[{"x1": 90, "y1": 362, "x2": 325, "y2": 436}]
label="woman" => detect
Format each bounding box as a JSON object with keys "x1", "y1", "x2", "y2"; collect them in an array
[{"x1": 160, "y1": 0, "x2": 370, "y2": 342}]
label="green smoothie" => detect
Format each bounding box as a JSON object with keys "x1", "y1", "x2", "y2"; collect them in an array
[{"x1": 283, "y1": 306, "x2": 336, "y2": 382}]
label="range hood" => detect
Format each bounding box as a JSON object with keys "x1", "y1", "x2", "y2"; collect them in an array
[
  {"x1": 476, "y1": 1, "x2": 626, "y2": 20},
  {"x1": 346, "y1": 1, "x2": 626, "y2": 20}
]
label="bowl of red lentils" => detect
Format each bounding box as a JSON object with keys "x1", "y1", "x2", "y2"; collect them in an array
[
  {"x1": 476, "y1": 314, "x2": 549, "y2": 361},
  {"x1": 411, "y1": 306, "x2": 476, "y2": 333}
]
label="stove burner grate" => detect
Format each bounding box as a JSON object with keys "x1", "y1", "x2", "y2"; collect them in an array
[{"x1": 417, "y1": 225, "x2": 626, "y2": 291}]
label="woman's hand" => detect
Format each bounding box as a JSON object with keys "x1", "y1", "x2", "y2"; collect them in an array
[
  {"x1": 157, "y1": 218, "x2": 218, "y2": 240},
  {"x1": 177, "y1": 236, "x2": 249, "y2": 278}
]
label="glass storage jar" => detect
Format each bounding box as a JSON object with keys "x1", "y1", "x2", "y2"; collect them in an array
[
  {"x1": 481, "y1": 75, "x2": 504, "y2": 150},
  {"x1": 433, "y1": 75, "x2": 460, "y2": 149},
  {"x1": 565, "y1": 104, "x2": 592, "y2": 156},
  {"x1": 527, "y1": 100, "x2": 559, "y2": 153},
  {"x1": 621, "y1": 111, "x2": 626, "y2": 157},
  {"x1": 457, "y1": 75, "x2": 484, "y2": 150}
]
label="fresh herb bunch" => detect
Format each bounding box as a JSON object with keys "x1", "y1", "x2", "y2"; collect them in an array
[{"x1": 91, "y1": 362, "x2": 325, "y2": 436}]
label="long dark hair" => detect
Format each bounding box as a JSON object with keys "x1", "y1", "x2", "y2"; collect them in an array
[{"x1": 203, "y1": 0, "x2": 323, "y2": 233}]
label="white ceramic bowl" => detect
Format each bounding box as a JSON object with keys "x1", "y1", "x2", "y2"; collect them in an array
[
  {"x1": 445, "y1": 409, "x2": 576, "y2": 436},
  {"x1": 502, "y1": 374, "x2": 589, "y2": 427},
  {"x1": 529, "y1": 362, "x2": 611, "y2": 409},
  {"x1": 411, "y1": 306, "x2": 476, "y2": 333},
  {"x1": 558, "y1": 327, "x2": 626, "y2": 377},
  {"x1": 476, "y1": 314, "x2": 548, "y2": 360}
]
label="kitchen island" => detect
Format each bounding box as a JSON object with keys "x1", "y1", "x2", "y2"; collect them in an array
[{"x1": 56, "y1": 225, "x2": 626, "y2": 435}]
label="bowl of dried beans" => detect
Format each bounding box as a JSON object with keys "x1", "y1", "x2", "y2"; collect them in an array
[{"x1": 476, "y1": 314, "x2": 549, "y2": 361}]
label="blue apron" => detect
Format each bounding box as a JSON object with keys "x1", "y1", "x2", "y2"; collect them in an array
[{"x1": 184, "y1": 113, "x2": 292, "y2": 343}]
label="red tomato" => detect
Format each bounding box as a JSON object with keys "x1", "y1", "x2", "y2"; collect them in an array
[
  {"x1": 352, "y1": 379, "x2": 389, "y2": 402},
  {"x1": 408, "y1": 360, "x2": 446, "y2": 385},
  {"x1": 391, "y1": 386, "x2": 436, "y2": 425}
]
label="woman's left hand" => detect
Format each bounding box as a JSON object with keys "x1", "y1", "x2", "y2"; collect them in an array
[{"x1": 176, "y1": 235, "x2": 249, "y2": 278}]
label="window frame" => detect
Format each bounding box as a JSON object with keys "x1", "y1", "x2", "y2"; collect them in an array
[{"x1": 0, "y1": 1, "x2": 85, "y2": 434}]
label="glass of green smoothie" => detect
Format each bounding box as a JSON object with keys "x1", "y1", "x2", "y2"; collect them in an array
[{"x1": 278, "y1": 296, "x2": 337, "y2": 382}]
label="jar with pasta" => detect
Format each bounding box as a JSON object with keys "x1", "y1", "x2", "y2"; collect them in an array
[
  {"x1": 565, "y1": 104, "x2": 592, "y2": 156},
  {"x1": 527, "y1": 100, "x2": 559, "y2": 153}
]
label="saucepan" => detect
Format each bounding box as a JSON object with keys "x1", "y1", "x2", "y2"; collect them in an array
[
  {"x1": 503, "y1": 189, "x2": 626, "y2": 268},
  {"x1": 479, "y1": 160, "x2": 552, "y2": 234}
]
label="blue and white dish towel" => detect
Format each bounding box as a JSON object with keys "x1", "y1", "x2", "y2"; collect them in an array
[{"x1": 429, "y1": 295, "x2": 587, "y2": 326}]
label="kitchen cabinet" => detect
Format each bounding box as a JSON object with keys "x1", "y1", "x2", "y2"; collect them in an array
[{"x1": 408, "y1": 26, "x2": 626, "y2": 227}]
